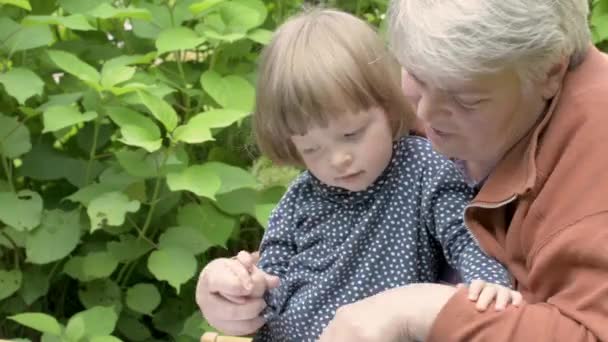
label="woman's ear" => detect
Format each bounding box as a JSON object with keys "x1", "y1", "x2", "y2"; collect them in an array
[{"x1": 541, "y1": 56, "x2": 569, "y2": 99}]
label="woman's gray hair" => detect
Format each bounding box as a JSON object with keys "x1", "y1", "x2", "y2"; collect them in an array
[{"x1": 388, "y1": 0, "x2": 591, "y2": 85}]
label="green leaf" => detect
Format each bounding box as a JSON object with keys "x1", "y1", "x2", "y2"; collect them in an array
[
  {"x1": 166, "y1": 165, "x2": 221, "y2": 199},
  {"x1": 177, "y1": 202, "x2": 236, "y2": 247},
  {"x1": 0, "y1": 113, "x2": 31, "y2": 158},
  {"x1": 148, "y1": 247, "x2": 197, "y2": 293},
  {"x1": 104, "y1": 53, "x2": 157, "y2": 69},
  {"x1": 200, "y1": 28, "x2": 245, "y2": 42},
  {"x1": 19, "y1": 266, "x2": 49, "y2": 305},
  {"x1": 38, "y1": 92, "x2": 83, "y2": 112},
  {"x1": 25, "y1": 209, "x2": 81, "y2": 264},
  {"x1": 216, "y1": 186, "x2": 284, "y2": 228},
  {"x1": 218, "y1": 0, "x2": 266, "y2": 33},
  {"x1": 114, "y1": 149, "x2": 158, "y2": 179},
  {"x1": 8, "y1": 312, "x2": 61, "y2": 336},
  {"x1": 209, "y1": 162, "x2": 258, "y2": 194},
  {"x1": 255, "y1": 203, "x2": 276, "y2": 229},
  {"x1": 8, "y1": 313, "x2": 62, "y2": 336},
  {"x1": 180, "y1": 311, "x2": 206, "y2": 339},
  {"x1": 155, "y1": 27, "x2": 206, "y2": 55},
  {"x1": 131, "y1": 3, "x2": 171, "y2": 40},
  {"x1": 0, "y1": 68, "x2": 44, "y2": 104},
  {"x1": 152, "y1": 298, "x2": 196, "y2": 336},
  {"x1": 136, "y1": 90, "x2": 178, "y2": 132},
  {"x1": 167, "y1": 162, "x2": 257, "y2": 199},
  {"x1": 90, "y1": 337, "x2": 124, "y2": 342},
  {"x1": 64, "y1": 252, "x2": 119, "y2": 281},
  {"x1": 247, "y1": 28, "x2": 273, "y2": 45},
  {"x1": 0, "y1": 269, "x2": 22, "y2": 301},
  {"x1": 58, "y1": 0, "x2": 112, "y2": 14},
  {"x1": 173, "y1": 109, "x2": 249, "y2": 144},
  {"x1": 41, "y1": 333, "x2": 61, "y2": 342},
  {"x1": 106, "y1": 106, "x2": 162, "y2": 152},
  {"x1": 107, "y1": 234, "x2": 153, "y2": 263},
  {"x1": 0, "y1": 190, "x2": 43, "y2": 232},
  {"x1": 87, "y1": 3, "x2": 151, "y2": 20},
  {"x1": 65, "y1": 313, "x2": 85, "y2": 341},
  {"x1": 126, "y1": 283, "x2": 161, "y2": 315},
  {"x1": 65, "y1": 183, "x2": 120, "y2": 206},
  {"x1": 19, "y1": 142, "x2": 104, "y2": 188},
  {"x1": 87, "y1": 191, "x2": 140, "y2": 232},
  {"x1": 0, "y1": 0, "x2": 31, "y2": 10},
  {"x1": 201, "y1": 71, "x2": 254, "y2": 111},
  {"x1": 66, "y1": 306, "x2": 118, "y2": 338},
  {"x1": 42, "y1": 105, "x2": 97, "y2": 133},
  {"x1": 99, "y1": 167, "x2": 141, "y2": 189},
  {"x1": 158, "y1": 226, "x2": 212, "y2": 255},
  {"x1": 592, "y1": 7, "x2": 608, "y2": 42},
  {"x1": 0, "y1": 18, "x2": 54, "y2": 53},
  {"x1": 101, "y1": 64, "x2": 136, "y2": 89},
  {"x1": 47, "y1": 50, "x2": 100, "y2": 85},
  {"x1": 189, "y1": 0, "x2": 225, "y2": 14},
  {"x1": 23, "y1": 14, "x2": 95, "y2": 31},
  {"x1": 78, "y1": 279, "x2": 122, "y2": 310},
  {"x1": 117, "y1": 314, "x2": 152, "y2": 341}
]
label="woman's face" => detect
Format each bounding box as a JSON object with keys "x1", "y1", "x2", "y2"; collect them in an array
[{"x1": 402, "y1": 68, "x2": 548, "y2": 174}]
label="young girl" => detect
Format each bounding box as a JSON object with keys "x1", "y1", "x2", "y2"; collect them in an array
[{"x1": 202, "y1": 8, "x2": 521, "y2": 341}]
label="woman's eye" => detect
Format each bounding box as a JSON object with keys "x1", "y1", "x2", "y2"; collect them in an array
[{"x1": 454, "y1": 97, "x2": 485, "y2": 109}]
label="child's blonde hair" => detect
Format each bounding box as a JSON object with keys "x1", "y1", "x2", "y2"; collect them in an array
[{"x1": 254, "y1": 8, "x2": 414, "y2": 166}]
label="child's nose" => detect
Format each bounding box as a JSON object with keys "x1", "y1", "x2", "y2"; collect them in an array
[{"x1": 331, "y1": 151, "x2": 353, "y2": 170}]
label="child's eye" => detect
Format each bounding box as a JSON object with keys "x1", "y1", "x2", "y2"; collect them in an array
[
  {"x1": 344, "y1": 127, "x2": 364, "y2": 138},
  {"x1": 301, "y1": 146, "x2": 319, "y2": 154}
]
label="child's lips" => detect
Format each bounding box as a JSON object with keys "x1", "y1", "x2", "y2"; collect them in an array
[{"x1": 337, "y1": 171, "x2": 364, "y2": 181}]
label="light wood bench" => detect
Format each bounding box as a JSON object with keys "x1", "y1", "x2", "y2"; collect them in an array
[{"x1": 200, "y1": 332, "x2": 252, "y2": 342}]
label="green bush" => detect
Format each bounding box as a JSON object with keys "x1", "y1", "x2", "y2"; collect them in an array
[{"x1": 0, "y1": 0, "x2": 605, "y2": 341}]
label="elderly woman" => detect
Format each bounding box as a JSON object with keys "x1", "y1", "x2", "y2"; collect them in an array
[
  {"x1": 317, "y1": 0, "x2": 608, "y2": 341},
  {"x1": 196, "y1": 0, "x2": 608, "y2": 340}
]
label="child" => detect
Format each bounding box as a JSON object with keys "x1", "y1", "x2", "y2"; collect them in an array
[{"x1": 205, "y1": 8, "x2": 521, "y2": 341}]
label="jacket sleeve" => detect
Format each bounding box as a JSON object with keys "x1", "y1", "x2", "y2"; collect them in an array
[
  {"x1": 428, "y1": 212, "x2": 608, "y2": 341},
  {"x1": 421, "y1": 162, "x2": 511, "y2": 286}
]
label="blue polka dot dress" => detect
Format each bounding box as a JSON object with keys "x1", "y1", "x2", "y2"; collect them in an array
[{"x1": 254, "y1": 136, "x2": 510, "y2": 342}]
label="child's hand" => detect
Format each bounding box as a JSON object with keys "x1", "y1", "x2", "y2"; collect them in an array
[
  {"x1": 459, "y1": 280, "x2": 524, "y2": 311},
  {"x1": 195, "y1": 251, "x2": 280, "y2": 336},
  {"x1": 205, "y1": 256, "x2": 255, "y2": 304},
  {"x1": 207, "y1": 251, "x2": 279, "y2": 304}
]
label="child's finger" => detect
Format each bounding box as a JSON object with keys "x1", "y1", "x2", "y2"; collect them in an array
[
  {"x1": 236, "y1": 250, "x2": 256, "y2": 271},
  {"x1": 249, "y1": 265, "x2": 276, "y2": 297},
  {"x1": 475, "y1": 286, "x2": 497, "y2": 311},
  {"x1": 222, "y1": 293, "x2": 248, "y2": 304},
  {"x1": 225, "y1": 260, "x2": 254, "y2": 293},
  {"x1": 456, "y1": 283, "x2": 466, "y2": 289},
  {"x1": 251, "y1": 251, "x2": 261, "y2": 263},
  {"x1": 494, "y1": 287, "x2": 510, "y2": 311},
  {"x1": 208, "y1": 269, "x2": 245, "y2": 296},
  {"x1": 468, "y1": 279, "x2": 486, "y2": 300},
  {"x1": 511, "y1": 290, "x2": 524, "y2": 306}
]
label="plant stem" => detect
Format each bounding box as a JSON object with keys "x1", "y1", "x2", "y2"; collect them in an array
[
  {"x1": 84, "y1": 116, "x2": 101, "y2": 186},
  {"x1": 127, "y1": 215, "x2": 158, "y2": 249},
  {"x1": 1, "y1": 157, "x2": 14, "y2": 192},
  {"x1": 138, "y1": 150, "x2": 170, "y2": 241},
  {"x1": 0, "y1": 230, "x2": 19, "y2": 269}
]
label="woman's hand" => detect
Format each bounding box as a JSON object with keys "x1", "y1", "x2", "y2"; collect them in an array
[{"x1": 318, "y1": 283, "x2": 458, "y2": 342}]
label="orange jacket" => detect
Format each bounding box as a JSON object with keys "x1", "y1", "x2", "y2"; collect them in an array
[{"x1": 428, "y1": 46, "x2": 608, "y2": 341}]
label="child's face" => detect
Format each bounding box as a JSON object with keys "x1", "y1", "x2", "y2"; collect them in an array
[{"x1": 290, "y1": 107, "x2": 394, "y2": 192}]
